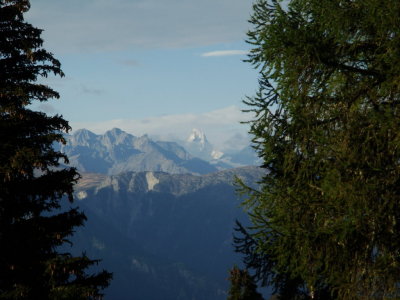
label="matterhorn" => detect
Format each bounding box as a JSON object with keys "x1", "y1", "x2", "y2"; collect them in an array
[{"x1": 185, "y1": 128, "x2": 220, "y2": 161}]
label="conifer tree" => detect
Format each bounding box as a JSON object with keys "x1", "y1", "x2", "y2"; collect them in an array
[
  {"x1": 227, "y1": 266, "x2": 264, "y2": 300},
  {"x1": 0, "y1": 0, "x2": 112, "y2": 298},
  {"x1": 236, "y1": 0, "x2": 400, "y2": 298}
]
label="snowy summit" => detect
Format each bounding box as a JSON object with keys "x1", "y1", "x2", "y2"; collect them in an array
[{"x1": 187, "y1": 128, "x2": 208, "y2": 148}]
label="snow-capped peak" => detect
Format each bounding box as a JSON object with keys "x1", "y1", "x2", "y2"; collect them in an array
[
  {"x1": 187, "y1": 128, "x2": 207, "y2": 144},
  {"x1": 184, "y1": 128, "x2": 215, "y2": 160}
]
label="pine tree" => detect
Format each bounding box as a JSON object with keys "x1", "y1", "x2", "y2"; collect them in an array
[
  {"x1": 236, "y1": 0, "x2": 400, "y2": 298},
  {"x1": 0, "y1": 1, "x2": 112, "y2": 298},
  {"x1": 227, "y1": 266, "x2": 264, "y2": 300}
]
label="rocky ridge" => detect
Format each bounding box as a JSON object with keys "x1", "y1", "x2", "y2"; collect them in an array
[{"x1": 57, "y1": 128, "x2": 217, "y2": 175}]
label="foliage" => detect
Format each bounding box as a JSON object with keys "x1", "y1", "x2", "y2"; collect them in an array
[
  {"x1": 0, "y1": 0, "x2": 112, "y2": 298},
  {"x1": 227, "y1": 265, "x2": 264, "y2": 300},
  {"x1": 236, "y1": 0, "x2": 400, "y2": 298}
]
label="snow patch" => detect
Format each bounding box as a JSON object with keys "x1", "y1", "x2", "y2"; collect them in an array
[
  {"x1": 211, "y1": 150, "x2": 224, "y2": 159},
  {"x1": 187, "y1": 128, "x2": 207, "y2": 144}
]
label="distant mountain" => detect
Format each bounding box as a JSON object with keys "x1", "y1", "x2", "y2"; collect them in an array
[
  {"x1": 223, "y1": 145, "x2": 261, "y2": 166},
  {"x1": 71, "y1": 166, "x2": 265, "y2": 300},
  {"x1": 181, "y1": 128, "x2": 260, "y2": 169},
  {"x1": 183, "y1": 128, "x2": 216, "y2": 161},
  {"x1": 57, "y1": 128, "x2": 218, "y2": 175}
]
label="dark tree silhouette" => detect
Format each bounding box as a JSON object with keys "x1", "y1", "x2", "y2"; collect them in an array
[
  {"x1": 0, "y1": 1, "x2": 112, "y2": 298},
  {"x1": 236, "y1": 0, "x2": 400, "y2": 298},
  {"x1": 227, "y1": 265, "x2": 264, "y2": 300}
]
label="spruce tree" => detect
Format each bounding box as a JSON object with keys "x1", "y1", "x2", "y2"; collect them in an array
[
  {"x1": 0, "y1": 0, "x2": 111, "y2": 298},
  {"x1": 237, "y1": 0, "x2": 400, "y2": 298},
  {"x1": 227, "y1": 266, "x2": 264, "y2": 300}
]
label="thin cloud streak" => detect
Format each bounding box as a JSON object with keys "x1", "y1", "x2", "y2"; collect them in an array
[
  {"x1": 81, "y1": 85, "x2": 105, "y2": 96},
  {"x1": 201, "y1": 50, "x2": 249, "y2": 57}
]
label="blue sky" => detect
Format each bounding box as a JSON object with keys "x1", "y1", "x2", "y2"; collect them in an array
[{"x1": 26, "y1": 0, "x2": 259, "y2": 151}]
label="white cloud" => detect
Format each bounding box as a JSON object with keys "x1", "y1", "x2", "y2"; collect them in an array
[
  {"x1": 71, "y1": 106, "x2": 253, "y2": 151},
  {"x1": 201, "y1": 50, "x2": 249, "y2": 57},
  {"x1": 26, "y1": 0, "x2": 253, "y2": 53}
]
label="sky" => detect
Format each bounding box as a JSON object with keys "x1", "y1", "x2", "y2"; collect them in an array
[{"x1": 26, "y1": 0, "x2": 259, "y2": 151}]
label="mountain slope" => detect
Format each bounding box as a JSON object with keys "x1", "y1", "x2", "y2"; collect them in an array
[
  {"x1": 67, "y1": 208, "x2": 222, "y2": 300},
  {"x1": 73, "y1": 166, "x2": 264, "y2": 300}
]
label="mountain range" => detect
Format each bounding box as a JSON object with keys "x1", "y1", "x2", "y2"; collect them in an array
[
  {"x1": 57, "y1": 128, "x2": 217, "y2": 175},
  {"x1": 69, "y1": 167, "x2": 265, "y2": 300},
  {"x1": 55, "y1": 127, "x2": 267, "y2": 299},
  {"x1": 56, "y1": 128, "x2": 259, "y2": 175}
]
